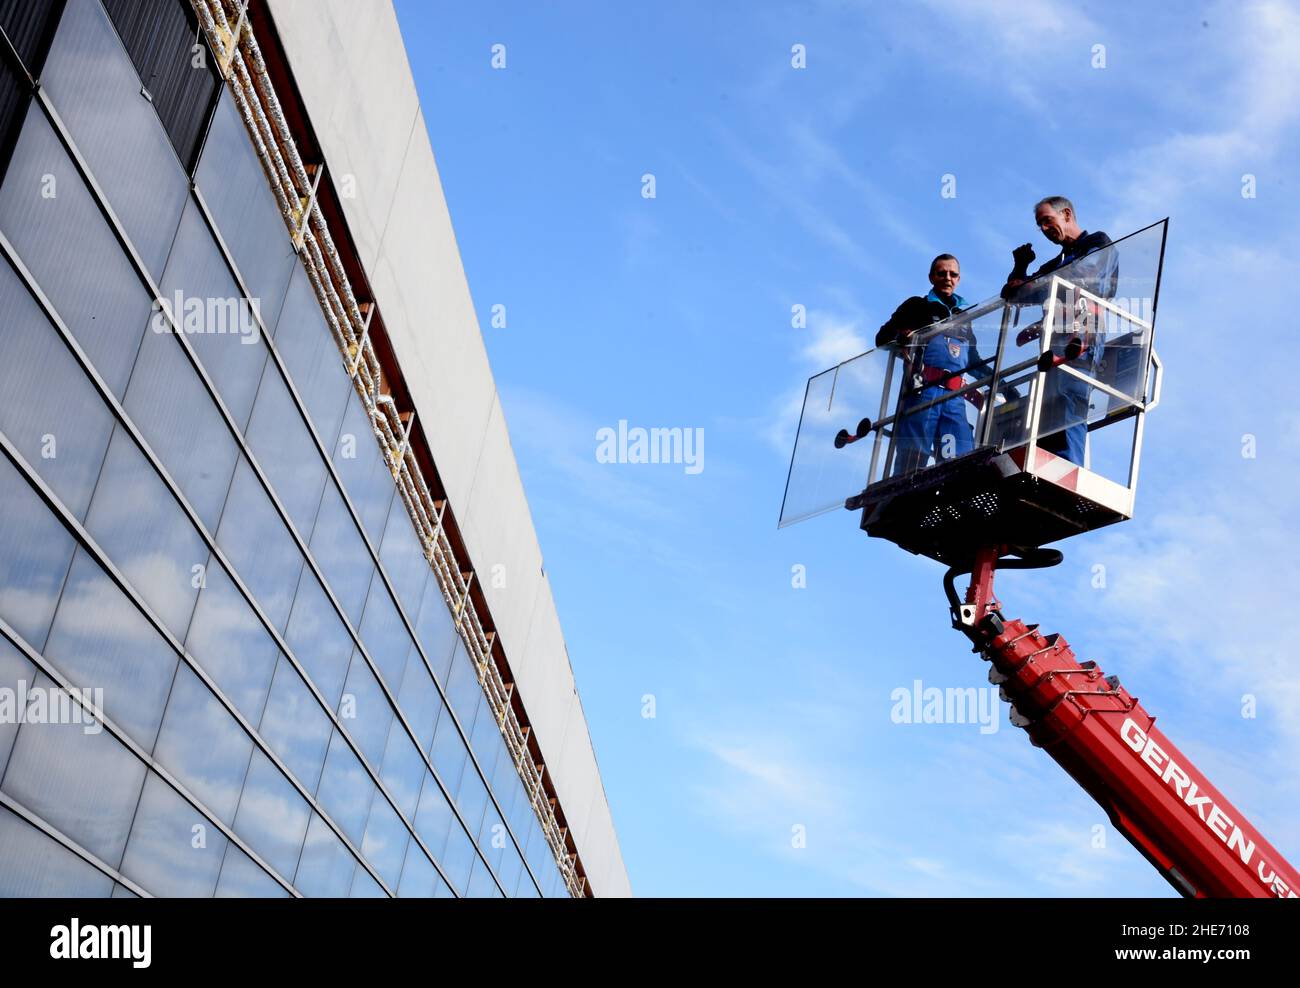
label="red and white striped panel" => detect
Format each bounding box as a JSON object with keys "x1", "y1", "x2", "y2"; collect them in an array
[{"x1": 1008, "y1": 445, "x2": 1079, "y2": 490}]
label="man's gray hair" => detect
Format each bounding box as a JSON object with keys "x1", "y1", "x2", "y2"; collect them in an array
[{"x1": 1035, "y1": 195, "x2": 1074, "y2": 216}]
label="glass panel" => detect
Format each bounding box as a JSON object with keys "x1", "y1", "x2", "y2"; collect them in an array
[
  {"x1": 337, "y1": 648, "x2": 393, "y2": 770},
  {"x1": 412, "y1": 770, "x2": 453, "y2": 865},
  {"x1": 497, "y1": 845, "x2": 524, "y2": 900},
  {"x1": 430, "y1": 707, "x2": 467, "y2": 801},
  {"x1": 438, "y1": 823, "x2": 475, "y2": 896},
  {"x1": 282, "y1": 566, "x2": 352, "y2": 709},
  {"x1": 0, "y1": 454, "x2": 76, "y2": 654},
  {"x1": 231, "y1": 747, "x2": 311, "y2": 881},
  {"x1": 111, "y1": 882, "x2": 138, "y2": 897},
  {"x1": 331, "y1": 388, "x2": 396, "y2": 543},
  {"x1": 490, "y1": 733, "x2": 521, "y2": 826},
  {"x1": 43, "y1": 548, "x2": 179, "y2": 750},
  {"x1": 215, "y1": 844, "x2": 288, "y2": 897},
  {"x1": 397, "y1": 839, "x2": 447, "y2": 898},
  {"x1": 315, "y1": 729, "x2": 374, "y2": 848},
  {"x1": 0, "y1": 259, "x2": 115, "y2": 522},
  {"x1": 245, "y1": 358, "x2": 327, "y2": 538},
  {"x1": 378, "y1": 497, "x2": 430, "y2": 620},
  {"x1": 157, "y1": 198, "x2": 269, "y2": 430},
  {"x1": 0, "y1": 806, "x2": 115, "y2": 897},
  {"x1": 445, "y1": 639, "x2": 482, "y2": 730},
  {"x1": 455, "y1": 765, "x2": 489, "y2": 849},
  {"x1": 0, "y1": 635, "x2": 34, "y2": 779},
  {"x1": 379, "y1": 718, "x2": 423, "y2": 822},
  {"x1": 184, "y1": 555, "x2": 279, "y2": 725},
  {"x1": 83, "y1": 425, "x2": 207, "y2": 639},
  {"x1": 467, "y1": 856, "x2": 501, "y2": 898},
  {"x1": 413, "y1": 571, "x2": 457, "y2": 688},
  {"x1": 293, "y1": 812, "x2": 357, "y2": 898},
  {"x1": 396, "y1": 650, "x2": 442, "y2": 754},
  {"x1": 269, "y1": 263, "x2": 351, "y2": 450},
  {"x1": 257, "y1": 654, "x2": 332, "y2": 795},
  {"x1": 152, "y1": 662, "x2": 253, "y2": 826},
  {"x1": 308, "y1": 481, "x2": 374, "y2": 627},
  {"x1": 478, "y1": 805, "x2": 506, "y2": 875},
  {"x1": 1, "y1": 671, "x2": 146, "y2": 868},
  {"x1": 349, "y1": 861, "x2": 387, "y2": 897},
  {"x1": 469, "y1": 702, "x2": 503, "y2": 782},
  {"x1": 357, "y1": 577, "x2": 409, "y2": 691},
  {"x1": 214, "y1": 456, "x2": 304, "y2": 632},
  {"x1": 360, "y1": 791, "x2": 408, "y2": 890},
  {"x1": 194, "y1": 89, "x2": 296, "y2": 332},
  {"x1": 0, "y1": 101, "x2": 154, "y2": 398},
  {"x1": 41, "y1": 0, "x2": 188, "y2": 279},
  {"x1": 118, "y1": 771, "x2": 228, "y2": 897},
  {"x1": 122, "y1": 317, "x2": 240, "y2": 532}
]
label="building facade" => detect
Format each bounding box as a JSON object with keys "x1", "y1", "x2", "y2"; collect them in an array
[{"x1": 0, "y1": 0, "x2": 627, "y2": 898}]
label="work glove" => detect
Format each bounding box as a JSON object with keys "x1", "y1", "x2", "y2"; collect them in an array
[{"x1": 1011, "y1": 242, "x2": 1036, "y2": 274}]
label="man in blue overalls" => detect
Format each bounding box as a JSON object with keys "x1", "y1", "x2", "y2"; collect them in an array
[
  {"x1": 876, "y1": 254, "x2": 979, "y2": 476},
  {"x1": 1001, "y1": 196, "x2": 1118, "y2": 465}
]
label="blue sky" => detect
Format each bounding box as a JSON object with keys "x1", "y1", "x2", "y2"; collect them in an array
[{"x1": 392, "y1": 0, "x2": 1300, "y2": 896}]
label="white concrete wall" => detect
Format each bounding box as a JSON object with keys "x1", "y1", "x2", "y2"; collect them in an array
[{"x1": 265, "y1": 0, "x2": 631, "y2": 898}]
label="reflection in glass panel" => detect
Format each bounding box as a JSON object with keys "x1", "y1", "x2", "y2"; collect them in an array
[
  {"x1": 214, "y1": 457, "x2": 304, "y2": 633},
  {"x1": 397, "y1": 839, "x2": 449, "y2": 898},
  {"x1": 0, "y1": 455, "x2": 75, "y2": 656},
  {"x1": 0, "y1": 635, "x2": 34, "y2": 779},
  {"x1": 466, "y1": 856, "x2": 501, "y2": 898},
  {"x1": 111, "y1": 883, "x2": 139, "y2": 898},
  {"x1": 0, "y1": 807, "x2": 115, "y2": 897},
  {"x1": 269, "y1": 263, "x2": 351, "y2": 450},
  {"x1": 215, "y1": 844, "x2": 288, "y2": 897},
  {"x1": 478, "y1": 805, "x2": 507, "y2": 875},
  {"x1": 283, "y1": 567, "x2": 352, "y2": 709},
  {"x1": 83, "y1": 426, "x2": 207, "y2": 639},
  {"x1": 490, "y1": 733, "x2": 522, "y2": 829},
  {"x1": 455, "y1": 766, "x2": 489, "y2": 850},
  {"x1": 337, "y1": 649, "x2": 393, "y2": 770},
  {"x1": 315, "y1": 729, "x2": 374, "y2": 847},
  {"x1": 445, "y1": 640, "x2": 482, "y2": 732},
  {"x1": 118, "y1": 771, "x2": 228, "y2": 897},
  {"x1": 413, "y1": 771, "x2": 453, "y2": 866},
  {"x1": 231, "y1": 747, "x2": 310, "y2": 881},
  {"x1": 360, "y1": 791, "x2": 408, "y2": 891},
  {"x1": 413, "y1": 573, "x2": 457, "y2": 689},
  {"x1": 40, "y1": 0, "x2": 188, "y2": 280},
  {"x1": 470, "y1": 703, "x2": 503, "y2": 783},
  {"x1": 430, "y1": 707, "x2": 467, "y2": 803},
  {"x1": 497, "y1": 846, "x2": 524, "y2": 900},
  {"x1": 194, "y1": 90, "x2": 296, "y2": 332},
  {"x1": 184, "y1": 557, "x2": 279, "y2": 725},
  {"x1": 152, "y1": 663, "x2": 253, "y2": 826},
  {"x1": 438, "y1": 824, "x2": 475, "y2": 896},
  {"x1": 0, "y1": 104, "x2": 152, "y2": 398},
  {"x1": 379, "y1": 719, "x2": 423, "y2": 822},
  {"x1": 0, "y1": 260, "x2": 115, "y2": 522},
  {"x1": 157, "y1": 199, "x2": 269, "y2": 430},
  {"x1": 397, "y1": 652, "x2": 442, "y2": 754},
  {"x1": 357, "y1": 576, "x2": 409, "y2": 691},
  {"x1": 258, "y1": 655, "x2": 332, "y2": 795},
  {"x1": 123, "y1": 321, "x2": 240, "y2": 532},
  {"x1": 308, "y1": 481, "x2": 374, "y2": 627},
  {"x1": 349, "y1": 861, "x2": 387, "y2": 897},
  {"x1": 1, "y1": 672, "x2": 146, "y2": 868},
  {"x1": 293, "y1": 812, "x2": 357, "y2": 898},
  {"x1": 378, "y1": 496, "x2": 430, "y2": 621},
  {"x1": 245, "y1": 358, "x2": 327, "y2": 537},
  {"x1": 43, "y1": 548, "x2": 179, "y2": 751},
  {"x1": 331, "y1": 388, "x2": 396, "y2": 542}
]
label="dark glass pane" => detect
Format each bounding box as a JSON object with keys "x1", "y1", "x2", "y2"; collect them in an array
[
  {"x1": 1, "y1": 671, "x2": 147, "y2": 868},
  {"x1": 269, "y1": 263, "x2": 350, "y2": 452},
  {"x1": 42, "y1": 0, "x2": 188, "y2": 279},
  {"x1": 213, "y1": 457, "x2": 303, "y2": 632},
  {"x1": 0, "y1": 0, "x2": 63, "y2": 74},
  {"x1": 231, "y1": 747, "x2": 310, "y2": 881},
  {"x1": 122, "y1": 320, "x2": 239, "y2": 532},
  {"x1": 0, "y1": 100, "x2": 153, "y2": 397},
  {"x1": 152, "y1": 662, "x2": 253, "y2": 826},
  {"x1": 0, "y1": 452, "x2": 76, "y2": 653},
  {"x1": 245, "y1": 357, "x2": 326, "y2": 537},
  {"x1": 194, "y1": 89, "x2": 294, "y2": 328},
  {"x1": 183, "y1": 556, "x2": 279, "y2": 725},
  {"x1": 43, "y1": 548, "x2": 179, "y2": 751},
  {"x1": 157, "y1": 198, "x2": 268, "y2": 430},
  {"x1": 257, "y1": 654, "x2": 332, "y2": 795},
  {"x1": 0, "y1": 807, "x2": 115, "y2": 897},
  {"x1": 83, "y1": 425, "x2": 207, "y2": 638},
  {"x1": 0, "y1": 258, "x2": 115, "y2": 522},
  {"x1": 118, "y1": 771, "x2": 228, "y2": 897}
]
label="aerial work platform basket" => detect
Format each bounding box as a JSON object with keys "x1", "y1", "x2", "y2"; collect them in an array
[{"x1": 779, "y1": 220, "x2": 1167, "y2": 566}]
